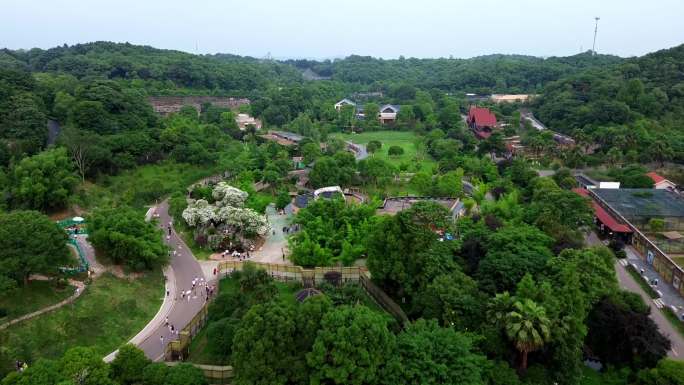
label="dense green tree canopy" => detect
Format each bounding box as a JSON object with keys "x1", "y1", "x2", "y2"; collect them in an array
[
  {"x1": 381, "y1": 319, "x2": 486, "y2": 385},
  {"x1": 307, "y1": 305, "x2": 395, "y2": 385},
  {"x1": 476, "y1": 223, "x2": 554, "y2": 293},
  {"x1": 0, "y1": 210, "x2": 70, "y2": 287},
  {"x1": 231, "y1": 303, "x2": 302, "y2": 385},
  {"x1": 7, "y1": 148, "x2": 78, "y2": 211},
  {"x1": 586, "y1": 295, "x2": 670, "y2": 369},
  {"x1": 88, "y1": 207, "x2": 168, "y2": 270},
  {"x1": 367, "y1": 202, "x2": 458, "y2": 304},
  {"x1": 109, "y1": 344, "x2": 150, "y2": 385},
  {"x1": 289, "y1": 198, "x2": 376, "y2": 267}
]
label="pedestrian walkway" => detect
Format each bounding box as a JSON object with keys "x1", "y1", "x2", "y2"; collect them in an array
[
  {"x1": 137, "y1": 201, "x2": 207, "y2": 361},
  {"x1": 0, "y1": 279, "x2": 85, "y2": 331},
  {"x1": 586, "y1": 231, "x2": 684, "y2": 359},
  {"x1": 624, "y1": 246, "x2": 684, "y2": 315},
  {"x1": 614, "y1": 259, "x2": 684, "y2": 359},
  {"x1": 73, "y1": 235, "x2": 105, "y2": 277},
  {"x1": 104, "y1": 201, "x2": 206, "y2": 362},
  {"x1": 250, "y1": 204, "x2": 293, "y2": 265}
]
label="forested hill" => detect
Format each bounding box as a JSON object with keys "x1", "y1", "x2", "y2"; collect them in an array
[
  {"x1": 282, "y1": 52, "x2": 623, "y2": 92},
  {"x1": 532, "y1": 43, "x2": 684, "y2": 163},
  {"x1": 0, "y1": 42, "x2": 303, "y2": 95},
  {"x1": 1, "y1": 42, "x2": 625, "y2": 96}
]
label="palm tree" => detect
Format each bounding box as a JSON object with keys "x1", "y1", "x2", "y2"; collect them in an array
[
  {"x1": 487, "y1": 292, "x2": 514, "y2": 327},
  {"x1": 505, "y1": 299, "x2": 551, "y2": 371}
]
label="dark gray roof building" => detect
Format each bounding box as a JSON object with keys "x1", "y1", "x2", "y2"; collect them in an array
[{"x1": 593, "y1": 188, "x2": 684, "y2": 231}]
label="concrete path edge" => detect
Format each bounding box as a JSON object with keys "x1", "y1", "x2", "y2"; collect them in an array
[{"x1": 103, "y1": 264, "x2": 176, "y2": 362}]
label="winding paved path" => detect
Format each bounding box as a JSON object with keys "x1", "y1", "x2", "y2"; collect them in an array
[
  {"x1": 138, "y1": 201, "x2": 206, "y2": 361},
  {"x1": 250, "y1": 204, "x2": 293, "y2": 265},
  {"x1": 104, "y1": 201, "x2": 206, "y2": 362}
]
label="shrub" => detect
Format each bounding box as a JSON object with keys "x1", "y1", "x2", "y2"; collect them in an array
[{"x1": 388, "y1": 145, "x2": 404, "y2": 157}]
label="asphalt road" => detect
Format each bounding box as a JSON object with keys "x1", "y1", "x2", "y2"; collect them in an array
[
  {"x1": 137, "y1": 201, "x2": 206, "y2": 361},
  {"x1": 586, "y1": 232, "x2": 683, "y2": 359},
  {"x1": 346, "y1": 141, "x2": 368, "y2": 160}
]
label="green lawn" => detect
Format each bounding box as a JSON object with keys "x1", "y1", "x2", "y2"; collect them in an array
[
  {"x1": 672, "y1": 256, "x2": 684, "y2": 269},
  {"x1": 73, "y1": 161, "x2": 223, "y2": 211},
  {"x1": 332, "y1": 131, "x2": 436, "y2": 173},
  {"x1": 0, "y1": 272, "x2": 164, "y2": 376},
  {"x1": 176, "y1": 224, "x2": 212, "y2": 261},
  {"x1": 363, "y1": 182, "x2": 423, "y2": 200},
  {"x1": 0, "y1": 281, "x2": 75, "y2": 323}
]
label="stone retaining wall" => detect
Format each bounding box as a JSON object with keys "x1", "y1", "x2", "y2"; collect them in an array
[{"x1": 148, "y1": 96, "x2": 250, "y2": 115}]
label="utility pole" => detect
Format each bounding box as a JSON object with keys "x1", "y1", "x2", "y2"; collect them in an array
[{"x1": 592, "y1": 17, "x2": 600, "y2": 55}]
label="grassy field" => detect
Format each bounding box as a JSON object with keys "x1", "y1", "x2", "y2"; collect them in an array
[
  {"x1": 363, "y1": 182, "x2": 423, "y2": 200},
  {"x1": 332, "y1": 131, "x2": 436, "y2": 173},
  {"x1": 72, "y1": 161, "x2": 222, "y2": 212},
  {"x1": 0, "y1": 281, "x2": 75, "y2": 323},
  {"x1": 0, "y1": 272, "x2": 164, "y2": 376},
  {"x1": 672, "y1": 256, "x2": 684, "y2": 269}
]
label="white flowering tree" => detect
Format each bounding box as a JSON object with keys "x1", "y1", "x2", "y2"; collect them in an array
[
  {"x1": 182, "y1": 199, "x2": 216, "y2": 227},
  {"x1": 212, "y1": 182, "x2": 248, "y2": 207},
  {"x1": 182, "y1": 184, "x2": 270, "y2": 250}
]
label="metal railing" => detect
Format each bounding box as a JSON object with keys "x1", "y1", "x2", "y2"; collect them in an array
[{"x1": 61, "y1": 238, "x2": 90, "y2": 274}]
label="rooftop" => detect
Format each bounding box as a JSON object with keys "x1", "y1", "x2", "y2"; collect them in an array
[
  {"x1": 468, "y1": 106, "x2": 497, "y2": 127},
  {"x1": 573, "y1": 188, "x2": 632, "y2": 233},
  {"x1": 272, "y1": 131, "x2": 303, "y2": 142},
  {"x1": 379, "y1": 104, "x2": 400, "y2": 113},
  {"x1": 646, "y1": 172, "x2": 666, "y2": 184},
  {"x1": 336, "y1": 98, "x2": 356, "y2": 106},
  {"x1": 593, "y1": 188, "x2": 684, "y2": 219}
]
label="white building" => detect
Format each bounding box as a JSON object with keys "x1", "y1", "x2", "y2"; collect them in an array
[
  {"x1": 235, "y1": 113, "x2": 262, "y2": 130},
  {"x1": 334, "y1": 98, "x2": 356, "y2": 112},
  {"x1": 379, "y1": 104, "x2": 400, "y2": 124}
]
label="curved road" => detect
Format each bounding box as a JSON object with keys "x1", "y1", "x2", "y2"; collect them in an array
[
  {"x1": 101, "y1": 201, "x2": 207, "y2": 362},
  {"x1": 586, "y1": 232, "x2": 684, "y2": 359},
  {"x1": 134, "y1": 200, "x2": 206, "y2": 361}
]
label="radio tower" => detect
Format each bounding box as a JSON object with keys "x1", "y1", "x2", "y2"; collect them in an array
[{"x1": 592, "y1": 17, "x2": 600, "y2": 55}]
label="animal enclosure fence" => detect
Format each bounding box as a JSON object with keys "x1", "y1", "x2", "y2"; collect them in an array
[{"x1": 164, "y1": 260, "x2": 408, "y2": 363}]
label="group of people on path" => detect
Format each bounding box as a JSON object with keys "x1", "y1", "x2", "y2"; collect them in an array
[
  {"x1": 220, "y1": 241, "x2": 255, "y2": 261},
  {"x1": 179, "y1": 276, "x2": 215, "y2": 303}
]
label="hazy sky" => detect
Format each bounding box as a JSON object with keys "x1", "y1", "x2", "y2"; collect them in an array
[{"x1": 2, "y1": 0, "x2": 683, "y2": 59}]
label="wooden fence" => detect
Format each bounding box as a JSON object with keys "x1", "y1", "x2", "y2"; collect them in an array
[
  {"x1": 359, "y1": 273, "x2": 409, "y2": 325},
  {"x1": 164, "y1": 260, "x2": 408, "y2": 363},
  {"x1": 165, "y1": 362, "x2": 234, "y2": 384},
  {"x1": 164, "y1": 304, "x2": 209, "y2": 361}
]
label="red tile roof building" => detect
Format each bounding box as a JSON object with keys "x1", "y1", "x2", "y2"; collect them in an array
[
  {"x1": 646, "y1": 172, "x2": 677, "y2": 190},
  {"x1": 467, "y1": 106, "x2": 497, "y2": 128},
  {"x1": 467, "y1": 106, "x2": 497, "y2": 140},
  {"x1": 572, "y1": 188, "x2": 632, "y2": 233},
  {"x1": 646, "y1": 172, "x2": 665, "y2": 184}
]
